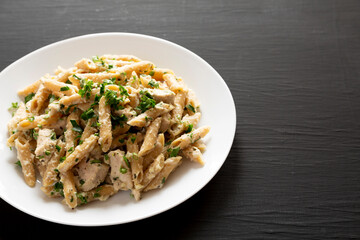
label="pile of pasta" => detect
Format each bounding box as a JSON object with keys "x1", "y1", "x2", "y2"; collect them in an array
[{"x1": 7, "y1": 55, "x2": 210, "y2": 208}]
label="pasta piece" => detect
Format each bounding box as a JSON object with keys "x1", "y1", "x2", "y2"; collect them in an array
[
  {"x1": 61, "y1": 170, "x2": 77, "y2": 209},
  {"x1": 55, "y1": 67, "x2": 76, "y2": 83},
  {"x1": 75, "y1": 58, "x2": 100, "y2": 72},
  {"x1": 27, "y1": 84, "x2": 51, "y2": 114},
  {"x1": 76, "y1": 184, "x2": 117, "y2": 206},
  {"x1": 17, "y1": 103, "x2": 62, "y2": 130},
  {"x1": 141, "y1": 153, "x2": 165, "y2": 189},
  {"x1": 170, "y1": 126, "x2": 210, "y2": 150},
  {"x1": 144, "y1": 156, "x2": 182, "y2": 192},
  {"x1": 138, "y1": 117, "x2": 162, "y2": 157},
  {"x1": 80, "y1": 118, "x2": 98, "y2": 141},
  {"x1": 126, "y1": 133, "x2": 143, "y2": 190},
  {"x1": 105, "y1": 59, "x2": 135, "y2": 67},
  {"x1": 185, "y1": 88, "x2": 201, "y2": 113},
  {"x1": 17, "y1": 79, "x2": 42, "y2": 97},
  {"x1": 159, "y1": 113, "x2": 172, "y2": 133},
  {"x1": 7, "y1": 102, "x2": 27, "y2": 134},
  {"x1": 7, "y1": 131, "x2": 21, "y2": 148},
  {"x1": 143, "y1": 133, "x2": 165, "y2": 170},
  {"x1": 64, "y1": 111, "x2": 81, "y2": 155},
  {"x1": 163, "y1": 73, "x2": 184, "y2": 93},
  {"x1": 59, "y1": 94, "x2": 87, "y2": 106},
  {"x1": 139, "y1": 74, "x2": 155, "y2": 88},
  {"x1": 14, "y1": 136, "x2": 36, "y2": 187},
  {"x1": 42, "y1": 140, "x2": 65, "y2": 187},
  {"x1": 172, "y1": 90, "x2": 187, "y2": 122},
  {"x1": 102, "y1": 54, "x2": 141, "y2": 62},
  {"x1": 58, "y1": 134, "x2": 99, "y2": 173},
  {"x1": 69, "y1": 61, "x2": 154, "y2": 85},
  {"x1": 170, "y1": 112, "x2": 201, "y2": 138},
  {"x1": 192, "y1": 139, "x2": 207, "y2": 153},
  {"x1": 152, "y1": 68, "x2": 174, "y2": 81},
  {"x1": 42, "y1": 79, "x2": 78, "y2": 96},
  {"x1": 128, "y1": 71, "x2": 140, "y2": 89},
  {"x1": 127, "y1": 103, "x2": 174, "y2": 127},
  {"x1": 181, "y1": 146, "x2": 204, "y2": 165},
  {"x1": 99, "y1": 96, "x2": 112, "y2": 152}
]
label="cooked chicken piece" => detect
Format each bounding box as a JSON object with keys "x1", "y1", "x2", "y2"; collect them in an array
[
  {"x1": 34, "y1": 128, "x2": 57, "y2": 177},
  {"x1": 75, "y1": 158, "x2": 109, "y2": 191},
  {"x1": 108, "y1": 150, "x2": 133, "y2": 191}
]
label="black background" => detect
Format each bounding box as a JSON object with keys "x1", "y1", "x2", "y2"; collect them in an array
[{"x1": 1, "y1": 0, "x2": 360, "y2": 239}]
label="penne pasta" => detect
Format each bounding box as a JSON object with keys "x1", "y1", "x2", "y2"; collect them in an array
[
  {"x1": 7, "y1": 54, "x2": 210, "y2": 208},
  {"x1": 138, "y1": 117, "x2": 162, "y2": 157},
  {"x1": 58, "y1": 134, "x2": 99, "y2": 173},
  {"x1": 144, "y1": 156, "x2": 182, "y2": 192},
  {"x1": 98, "y1": 96, "x2": 112, "y2": 152},
  {"x1": 14, "y1": 136, "x2": 36, "y2": 187}
]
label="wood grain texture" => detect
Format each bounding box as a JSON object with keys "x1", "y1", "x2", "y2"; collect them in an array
[{"x1": 1, "y1": 0, "x2": 360, "y2": 239}]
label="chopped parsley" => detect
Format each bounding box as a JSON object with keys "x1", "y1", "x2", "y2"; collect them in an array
[
  {"x1": 48, "y1": 94, "x2": 58, "y2": 104},
  {"x1": 78, "y1": 79, "x2": 93, "y2": 99},
  {"x1": 149, "y1": 70, "x2": 155, "y2": 76},
  {"x1": 161, "y1": 177, "x2": 166, "y2": 184},
  {"x1": 136, "y1": 91, "x2": 156, "y2": 113},
  {"x1": 148, "y1": 79, "x2": 159, "y2": 88},
  {"x1": 10, "y1": 102, "x2": 19, "y2": 109},
  {"x1": 92, "y1": 56, "x2": 105, "y2": 66},
  {"x1": 130, "y1": 135, "x2": 136, "y2": 143},
  {"x1": 25, "y1": 93, "x2": 35, "y2": 103},
  {"x1": 76, "y1": 192, "x2": 87, "y2": 205},
  {"x1": 111, "y1": 114, "x2": 128, "y2": 128},
  {"x1": 185, "y1": 124, "x2": 193, "y2": 133},
  {"x1": 186, "y1": 104, "x2": 196, "y2": 113},
  {"x1": 8, "y1": 102, "x2": 19, "y2": 116},
  {"x1": 120, "y1": 167, "x2": 127, "y2": 174},
  {"x1": 15, "y1": 161, "x2": 22, "y2": 167},
  {"x1": 123, "y1": 155, "x2": 130, "y2": 168},
  {"x1": 72, "y1": 74, "x2": 81, "y2": 80},
  {"x1": 80, "y1": 179, "x2": 85, "y2": 185},
  {"x1": 27, "y1": 116, "x2": 35, "y2": 122},
  {"x1": 29, "y1": 129, "x2": 38, "y2": 140},
  {"x1": 70, "y1": 120, "x2": 83, "y2": 133},
  {"x1": 60, "y1": 86, "x2": 70, "y2": 91},
  {"x1": 81, "y1": 107, "x2": 96, "y2": 120},
  {"x1": 50, "y1": 132, "x2": 57, "y2": 140},
  {"x1": 60, "y1": 156, "x2": 66, "y2": 163},
  {"x1": 90, "y1": 159, "x2": 102, "y2": 164},
  {"x1": 55, "y1": 145, "x2": 61, "y2": 152},
  {"x1": 118, "y1": 85, "x2": 129, "y2": 97},
  {"x1": 169, "y1": 147, "x2": 180, "y2": 157},
  {"x1": 104, "y1": 90, "x2": 123, "y2": 110},
  {"x1": 45, "y1": 150, "x2": 51, "y2": 156},
  {"x1": 92, "y1": 94, "x2": 101, "y2": 107},
  {"x1": 54, "y1": 182, "x2": 64, "y2": 197},
  {"x1": 68, "y1": 147, "x2": 74, "y2": 154}
]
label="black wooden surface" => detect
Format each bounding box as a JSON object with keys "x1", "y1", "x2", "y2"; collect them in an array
[{"x1": 1, "y1": 0, "x2": 360, "y2": 239}]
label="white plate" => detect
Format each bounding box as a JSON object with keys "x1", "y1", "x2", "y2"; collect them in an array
[{"x1": 0, "y1": 33, "x2": 236, "y2": 226}]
